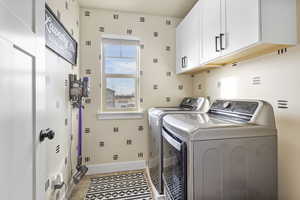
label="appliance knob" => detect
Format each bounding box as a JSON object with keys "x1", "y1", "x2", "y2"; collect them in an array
[
  {"x1": 186, "y1": 98, "x2": 191, "y2": 103},
  {"x1": 223, "y1": 101, "x2": 231, "y2": 109}
]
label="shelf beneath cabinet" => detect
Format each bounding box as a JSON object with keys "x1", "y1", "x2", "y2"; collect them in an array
[
  {"x1": 181, "y1": 64, "x2": 223, "y2": 74},
  {"x1": 208, "y1": 43, "x2": 293, "y2": 66},
  {"x1": 180, "y1": 43, "x2": 294, "y2": 75}
]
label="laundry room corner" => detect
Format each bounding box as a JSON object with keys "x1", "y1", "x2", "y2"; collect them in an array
[
  {"x1": 190, "y1": 2, "x2": 300, "y2": 197},
  {"x1": 79, "y1": 8, "x2": 194, "y2": 172},
  {"x1": 2, "y1": 0, "x2": 300, "y2": 199}
]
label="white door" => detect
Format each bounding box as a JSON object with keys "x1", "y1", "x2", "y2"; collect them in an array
[
  {"x1": 0, "y1": 0, "x2": 47, "y2": 200},
  {"x1": 222, "y1": 0, "x2": 260, "y2": 55},
  {"x1": 202, "y1": 0, "x2": 222, "y2": 63}
]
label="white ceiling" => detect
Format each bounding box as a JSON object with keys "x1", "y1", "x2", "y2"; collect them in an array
[{"x1": 78, "y1": 0, "x2": 198, "y2": 18}]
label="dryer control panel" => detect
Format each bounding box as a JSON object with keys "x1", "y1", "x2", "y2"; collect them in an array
[{"x1": 209, "y1": 100, "x2": 259, "y2": 122}]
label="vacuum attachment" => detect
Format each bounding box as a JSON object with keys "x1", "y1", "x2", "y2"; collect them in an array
[
  {"x1": 73, "y1": 157, "x2": 88, "y2": 184},
  {"x1": 73, "y1": 165, "x2": 88, "y2": 184}
]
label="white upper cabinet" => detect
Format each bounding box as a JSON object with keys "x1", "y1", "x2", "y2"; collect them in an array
[
  {"x1": 176, "y1": 20, "x2": 185, "y2": 73},
  {"x1": 221, "y1": 0, "x2": 260, "y2": 55},
  {"x1": 176, "y1": 0, "x2": 297, "y2": 74},
  {"x1": 176, "y1": 1, "x2": 201, "y2": 74},
  {"x1": 201, "y1": 0, "x2": 222, "y2": 63}
]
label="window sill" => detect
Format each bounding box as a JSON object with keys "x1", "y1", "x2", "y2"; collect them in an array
[{"x1": 97, "y1": 111, "x2": 144, "y2": 120}]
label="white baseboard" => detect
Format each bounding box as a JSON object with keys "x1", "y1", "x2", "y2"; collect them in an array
[{"x1": 87, "y1": 160, "x2": 146, "y2": 175}]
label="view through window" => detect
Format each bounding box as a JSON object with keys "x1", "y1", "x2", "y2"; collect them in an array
[{"x1": 101, "y1": 38, "x2": 140, "y2": 112}]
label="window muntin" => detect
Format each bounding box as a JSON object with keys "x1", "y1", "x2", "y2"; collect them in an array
[
  {"x1": 101, "y1": 38, "x2": 140, "y2": 112},
  {"x1": 104, "y1": 57, "x2": 137, "y2": 75}
]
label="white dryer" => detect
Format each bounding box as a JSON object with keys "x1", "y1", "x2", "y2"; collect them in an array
[{"x1": 162, "y1": 99, "x2": 277, "y2": 200}]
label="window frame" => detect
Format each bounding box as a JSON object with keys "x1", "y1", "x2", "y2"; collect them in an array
[{"x1": 100, "y1": 36, "x2": 141, "y2": 113}]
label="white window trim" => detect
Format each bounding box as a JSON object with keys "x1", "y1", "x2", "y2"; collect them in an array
[
  {"x1": 96, "y1": 110, "x2": 144, "y2": 120},
  {"x1": 102, "y1": 34, "x2": 140, "y2": 41},
  {"x1": 100, "y1": 36, "x2": 141, "y2": 115}
]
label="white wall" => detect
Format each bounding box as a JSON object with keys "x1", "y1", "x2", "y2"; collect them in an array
[
  {"x1": 192, "y1": 1, "x2": 300, "y2": 199},
  {"x1": 45, "y1": 0, "x2": 80, "y2": 199}
]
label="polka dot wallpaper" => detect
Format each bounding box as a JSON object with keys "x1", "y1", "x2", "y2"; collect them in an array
[{"x1": 79, "y1": 8, "x2": 193, "y2": 165}]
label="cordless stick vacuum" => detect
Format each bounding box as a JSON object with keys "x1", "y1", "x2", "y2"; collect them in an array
[
  {"x1": 73, "y1": 104, "x2": 88, "y2": 184},
  {"x1": 69, "y1": 75, "x2": 90, "y2": 184}
]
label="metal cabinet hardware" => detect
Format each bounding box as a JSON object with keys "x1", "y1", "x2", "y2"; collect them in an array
[
  {"x1": 215, "y1": 36, "x2": 220, "y2": 52},
  {"x1": 220, "y1": 33, "x2": 225, "y2": 50},
  {"x1": 182, "y1": 56, "x2": 188, "y2": 68}
]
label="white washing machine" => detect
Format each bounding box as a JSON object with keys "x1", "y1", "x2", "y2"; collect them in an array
[
  {"x1": 147, "y1": 97, "x2": 209, "y2": 198},
  {"x1": 162, "y1": 99, "x2": 277, "y2": 200}
]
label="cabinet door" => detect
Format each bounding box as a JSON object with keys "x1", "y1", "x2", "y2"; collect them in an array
[
  {"x1": 176, "y1": 1, "x2": 201, "y2": 73},
  {"x1": 184, "y1": 1, "x2": 201, "y2": 70},
  {"x1": 202, "y1": 0, "x2": 222, "y2": 63},
  {"x1": 176, "y1": 22, "x2": 185, "y2": 73},
  {"x1": 222, "y1": 0, "x2": 260, "y2": 55}
]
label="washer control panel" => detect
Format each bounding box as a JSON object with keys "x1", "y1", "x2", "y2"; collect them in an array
[{"x1": 180, "y1": 97, "x2": 206, "y2": 110}]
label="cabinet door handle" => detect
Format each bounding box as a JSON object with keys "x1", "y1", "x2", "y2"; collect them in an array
[
  {"x1": 181, "y1": 57, "x2": 184, "y2": 68},
  {"x1": 220, "y1": 33, "x2": 225, "y2": 50},
  {"x1": 182, "y1": 56, "x2": 187, "y2": 68},
  {"x1": 215, "y1": 36, "x2": 220, "y2": 52}
]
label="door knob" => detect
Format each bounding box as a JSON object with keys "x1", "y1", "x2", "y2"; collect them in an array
[{"x1": 40, "y1": 128, "x2": 55, "y2": 142}]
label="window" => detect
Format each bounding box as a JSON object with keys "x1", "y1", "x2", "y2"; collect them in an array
[{"x1": 101, "y1": 37, "x2": 140, "y2": 112}]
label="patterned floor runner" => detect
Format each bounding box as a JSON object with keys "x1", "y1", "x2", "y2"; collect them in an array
[{"x1": 85, "y1": 170, "x2": 153, "y2": 200}]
